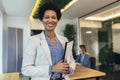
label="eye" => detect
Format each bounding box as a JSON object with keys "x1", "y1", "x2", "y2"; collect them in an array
[
  {"x1": 44, "y1": 16, "x2": 49, "y2": 19},
  {"x1": 52, "y1": 16, "x2": 57, "y2": 19}
]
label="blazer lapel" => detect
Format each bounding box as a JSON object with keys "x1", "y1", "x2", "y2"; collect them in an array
[
  {"x1": 56, "y1": 34, "x2": 67, "y2": 48},
  {"x1": 39, "y1": 31, "x2": 52, "y2": 65}
]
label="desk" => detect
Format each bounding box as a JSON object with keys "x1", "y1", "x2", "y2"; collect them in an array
[
  {"x1": 0, "y1": 72, "x2": 19, "y2": 80},
  {"x1": 69, "y1": 65, "x2": 105, "y2": 80}
]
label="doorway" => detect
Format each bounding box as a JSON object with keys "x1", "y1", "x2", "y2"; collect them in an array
[{"x1": 7, "y1": 27, "x2": 23, "y2": 72}]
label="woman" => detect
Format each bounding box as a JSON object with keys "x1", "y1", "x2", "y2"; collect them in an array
[
  {"x1": 76, "y1": 45, "x2": 91, "y2": 68},
  {"x1": 21, "y1": 2, "x2": 76, "y2": 80}
]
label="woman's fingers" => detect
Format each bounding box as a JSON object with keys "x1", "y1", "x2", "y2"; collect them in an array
[{"x1": 52, "y1": 60, "x2": 70, "y2": 74}]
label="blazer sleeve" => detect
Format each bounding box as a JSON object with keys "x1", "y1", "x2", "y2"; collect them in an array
[{"x1": 21, "y1": 36, "x2": 50, "y2": 78}]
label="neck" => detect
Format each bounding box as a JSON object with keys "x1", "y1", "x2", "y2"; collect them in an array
[
  {"x1": 45, "y1": 30, "x2": 55, "y2": 38},
  {"x1": 82, "y1": 51, "x2": 85, "y2": 54},
  {"x1": 44, "y1": 30, "x2": 56, "y2": 46}
]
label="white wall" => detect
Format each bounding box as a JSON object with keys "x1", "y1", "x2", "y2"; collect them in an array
[
  {"x1": 0, "y1": 10, "x2": 3, "y2": 74},
  {"x1": 30, "y1": 17, "x2": 44, "y2": 30},
  {"x1": 80, "y1": 19, "x2": 102, "y2": 28},
  {"x1": 1, "y1": 16, "x2": 30, "y2": 73},
  {"x1": 7, "y1": 16, "x2": 30, "y2": 50},
  {"x1": 56, "y1": 19, "x2": 73, "y2": 35},
  {"x1": 112, "y1": 23, "x2": 120, "y2": 54}
]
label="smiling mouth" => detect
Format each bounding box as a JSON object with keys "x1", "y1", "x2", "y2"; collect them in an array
[
  {"x1": 47, "y1": 23, "x2": 55, "y2": 27},
  {"x1": 48, "y1": 24, "x2": 53, "y2": 27}
]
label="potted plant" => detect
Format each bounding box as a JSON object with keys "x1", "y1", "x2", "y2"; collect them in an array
[{"x1": 63, "y1": 24, "x2": 77, "y2": 58}]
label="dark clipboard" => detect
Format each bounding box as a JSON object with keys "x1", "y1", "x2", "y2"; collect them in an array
[{"x1": 62, "y1": 42, "x2": 68, "y2": 62}]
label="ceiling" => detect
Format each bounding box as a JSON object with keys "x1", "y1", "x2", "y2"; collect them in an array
[
  {"x1": 62, "y1": 0, "x2": 120, "y2": 19},
  {"x1": 0, "y1": 0, "x2": 120, "y2": 19},
  {"x1": 0, "y1": 0, "x2": 36, "y2": 17},
  {"x1": 84, "y1": 4, "x2": 120, "y2": 21}
]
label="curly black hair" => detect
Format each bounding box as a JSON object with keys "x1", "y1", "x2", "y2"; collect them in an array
[{"x1": 38, "y1": 2, "x2": 62, "y2": 21}]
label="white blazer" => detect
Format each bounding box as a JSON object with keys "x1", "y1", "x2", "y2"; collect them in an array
[{"x1": 21, "y1": 31, "x2": 76, "y2": 80}]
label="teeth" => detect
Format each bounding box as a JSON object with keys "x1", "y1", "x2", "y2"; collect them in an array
[{"x1": 48, "y1": 24, "x2": 53, "y2": 27}]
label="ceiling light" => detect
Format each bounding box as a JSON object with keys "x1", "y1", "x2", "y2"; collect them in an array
[
  {"x1": 86, "y1": 31, "x2": 92, "y2": 34},
  {"x1": 31, "y1": 0, "x2": 41, "y2": 17},
  {"x1": 61, "y1": 0, "x2": 78, "y2": 12},
  {"x1": 85, "y1": 17, "x2": 104, "y2": 21},
  {"x1": 85, "y1": 13, "x2": 120, "y2": 21}
]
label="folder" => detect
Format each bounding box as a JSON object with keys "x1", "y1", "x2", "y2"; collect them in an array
[{"x1": 62, "y1": 41, "x2": 73, "y2": 62}]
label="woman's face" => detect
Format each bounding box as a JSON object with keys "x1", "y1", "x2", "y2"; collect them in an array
[
  {"x1": 42, "y1": 10, "x2": 58, "y2": 32},
  {"x1": 80, "y1": 47, "x2": 85, "y2": 52}
]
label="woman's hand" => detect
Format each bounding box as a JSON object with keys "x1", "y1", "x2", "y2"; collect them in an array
[{"x1": 52, "y1": 60, "x2": 70, "y2": 74}]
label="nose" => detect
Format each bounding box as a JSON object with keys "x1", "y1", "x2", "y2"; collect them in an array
[{"x1": 48, "y1": 18, "x2": 53, "y2": 22}]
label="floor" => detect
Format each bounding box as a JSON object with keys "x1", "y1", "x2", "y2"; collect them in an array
[{"x1": 98, "y1": 64, "x2": 120, "y2": 80}]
